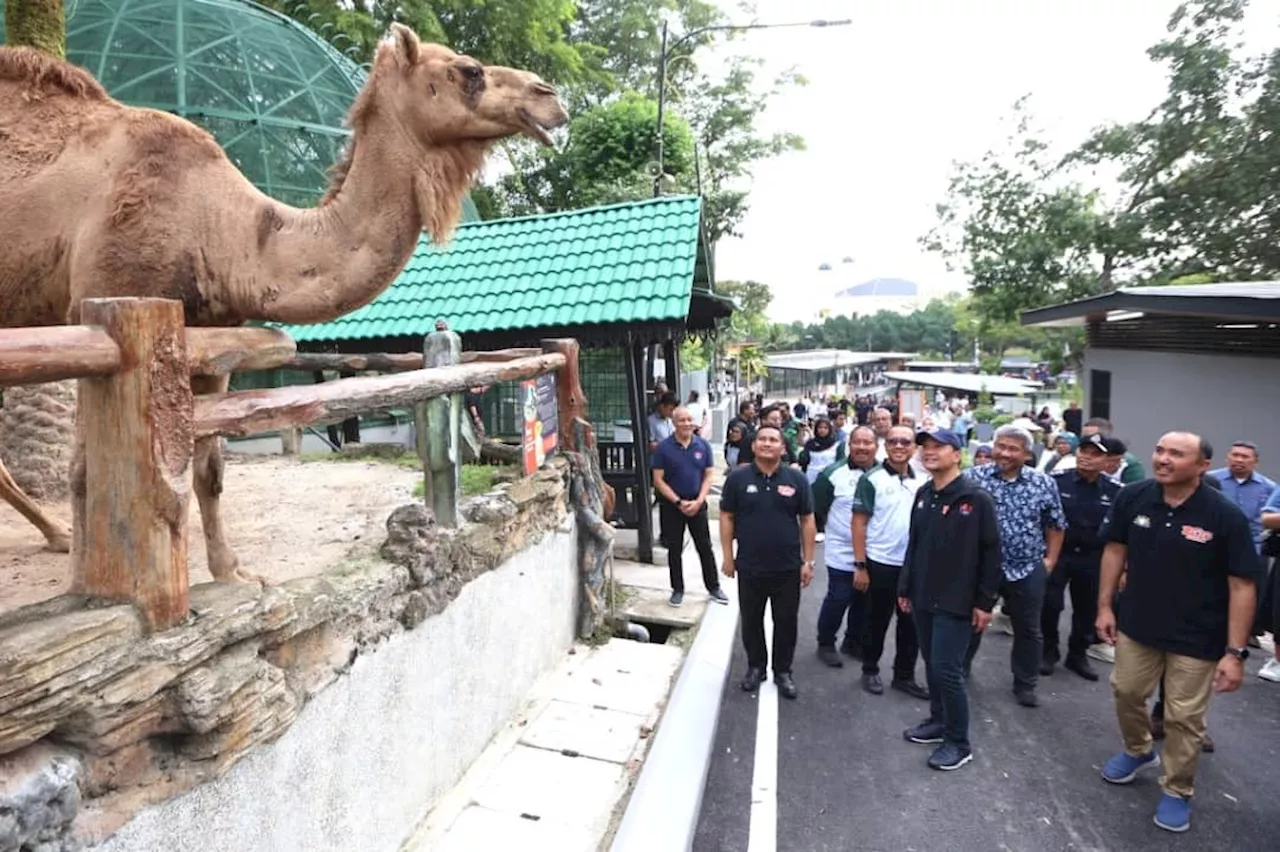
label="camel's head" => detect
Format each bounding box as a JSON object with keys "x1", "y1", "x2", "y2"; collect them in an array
[{"x1": 381, "y1": 24, "x2": 568, "y2": 148}]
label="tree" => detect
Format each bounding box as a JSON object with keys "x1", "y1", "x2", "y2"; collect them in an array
[
  {"x1": 1068, "y1": 0, "x2": 1280, "y2": 282},
  {"x1": 492, "y1": 92, "x2": 696, "y2": 215},
  {"x1": 922, "y1": 99, "x2": 1110, "y2": 324},
  {"x1": 2, "y1": 0, "x2": 77, "y2": 505},
  {"x1": 4, "y1": 0, "x2": 64, "y2": 58}
]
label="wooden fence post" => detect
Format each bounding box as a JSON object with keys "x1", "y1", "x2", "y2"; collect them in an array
[
  {"x1": 73, "y1": 298, "x2": 193, "y2": 632},
  {"x1": 416, "y1": 328, "x2": 462, "y2": 526},
  {"x1": 541, "y1": 338, "x2": 585, "y2": 451}
]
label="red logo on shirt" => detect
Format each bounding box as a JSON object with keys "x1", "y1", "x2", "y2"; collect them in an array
[
  {"x1": 1181, "y1": 525, "x2": 1214, "y2": 544},
  {"x1": 959, "y1": 502, "x2": 972, "y2": 516},
  {"x1": 777, "y1": 485, "x2": 796, "y2": 497},
  {"x1": 694, "y1": 451, "x2": 703, "y2": 460}
]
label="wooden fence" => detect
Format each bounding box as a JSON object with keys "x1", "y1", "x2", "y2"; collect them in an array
[{"x1": 0, "y1": 298, "x2": 586, "y2": 633}]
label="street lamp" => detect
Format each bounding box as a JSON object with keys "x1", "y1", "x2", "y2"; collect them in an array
[{"x1": 653, "y1": 17, "x2": 852, "y2": 197}]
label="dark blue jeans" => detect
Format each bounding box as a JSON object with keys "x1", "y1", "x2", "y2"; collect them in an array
[
  {"x1": 914, "y1": 607, "x2": 973, "y2": 750},
  {"x1": 816, "y1": 567, "x2": 866, "y2": 649}
]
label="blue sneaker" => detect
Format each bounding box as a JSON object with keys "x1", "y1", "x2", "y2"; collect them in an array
[
  {"x1": 1154, "y1": 793, "x2": 1191, "y2": 832},
  {"x1": 1101, "y1": 750, "x2": 1160, "y2": 784}
]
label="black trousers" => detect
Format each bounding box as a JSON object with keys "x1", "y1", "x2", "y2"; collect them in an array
[
  {"x1": 739, "y1": 570, "x2": 801, "y2": 674},
  {"x1": 658, "y1": 501, "x2": 719, "y2": 594},
  {"x1": 862, "y1": 560, "x2": 919, "y2": 680},
  {"x1": 1041, "y1": 556, "x2": 1100, "y2": 662},
  {"x1": 965, "y1": 564, "x2": 1046, "y2": 692}
]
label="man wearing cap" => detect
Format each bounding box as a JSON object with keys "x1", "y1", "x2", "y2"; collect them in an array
[
  {"x1": 963, "y1": 425, "x2": 1067, "y2": 708},
  {"x1": 1041, "y1": 433, "x2": 1123, "y2": 681},
  {"x1": 898, "y1": 428, "x2": 1002, "y2": 771}
]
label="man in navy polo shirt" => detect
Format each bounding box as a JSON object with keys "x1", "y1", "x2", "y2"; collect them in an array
[{"x1": 652, "y1": 407, "x2": 728, "y2": 608}]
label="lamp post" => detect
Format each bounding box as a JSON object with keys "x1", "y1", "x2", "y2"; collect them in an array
[{"x1": 653, "y1": 17, "x2": 851, "y2": 197}]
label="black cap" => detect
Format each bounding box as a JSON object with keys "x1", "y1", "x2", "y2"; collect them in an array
[{"x1": 1081, "y1": 433, "x2": 1126, "y2": 455}]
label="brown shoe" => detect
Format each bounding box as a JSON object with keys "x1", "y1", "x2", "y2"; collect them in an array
[{"x1": 1201, "y1": 731, "x2": 1215, "y2": 753}]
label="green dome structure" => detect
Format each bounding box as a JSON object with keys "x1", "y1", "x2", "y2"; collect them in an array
[
  {"x1": 1, "y1": 0, "x2": 474, "y2": 216},
  {"x1": 0, "y1": 0, "x2": 363, "y2": 205}
]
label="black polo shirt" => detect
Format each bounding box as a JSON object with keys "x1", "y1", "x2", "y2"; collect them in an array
[
  {"x1": 651, "y1": 434, "x2": 714, "y2": 501},
  {"x1": 1107, "y1": 479, "x2": 1262, "y2": 660},
  {"x1": 1053, "y1": 469, "x2": 1121, "y2": 558},
  {"x1": 720, "y1": 462, "x2": 813, "y2": 575}
]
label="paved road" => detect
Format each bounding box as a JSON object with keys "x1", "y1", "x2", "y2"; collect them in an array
[{"x1": 694, "y1": 545, "x2": 1280, "y2": 852}]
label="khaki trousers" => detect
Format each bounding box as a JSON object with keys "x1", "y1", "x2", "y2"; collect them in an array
[{"x1": 1111, "y1": 633, "x2": 1217, "y2": 798}]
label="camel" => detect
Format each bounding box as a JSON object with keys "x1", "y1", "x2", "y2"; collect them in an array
[{"x1": 0, "y1": 24, "x2": 568, "y2": 585}]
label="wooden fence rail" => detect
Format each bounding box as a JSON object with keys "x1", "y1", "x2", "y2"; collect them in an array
[{"x1": 0, "y1": 298, "x2": 580, "y2": 634}]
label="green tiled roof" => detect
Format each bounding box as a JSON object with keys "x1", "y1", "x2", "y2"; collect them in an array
[{"x1": 283, "y1": 195, "x2": 709, "y2": 343}]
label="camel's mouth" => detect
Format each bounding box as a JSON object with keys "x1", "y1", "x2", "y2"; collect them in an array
[{"x1": 517, "y1": 107, "x2": 566, "y2": 148}]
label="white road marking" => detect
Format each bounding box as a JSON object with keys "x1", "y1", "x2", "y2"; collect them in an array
[{"x1": 747, "y1": 606, "x2": 778, "y2": 852}]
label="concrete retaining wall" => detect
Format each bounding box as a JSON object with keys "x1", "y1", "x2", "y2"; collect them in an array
[{"x1": 93, "y1": 519, "x2": 579, "y2": 852}]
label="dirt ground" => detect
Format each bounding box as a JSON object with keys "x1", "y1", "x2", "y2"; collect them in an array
[{"x1": 0, "y1": 454, "x2": 421, "y2": 614}]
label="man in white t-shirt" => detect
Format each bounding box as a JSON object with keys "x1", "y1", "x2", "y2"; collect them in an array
[{"x1": 685, "y1": 390, "x2": 708, "y2": 435}]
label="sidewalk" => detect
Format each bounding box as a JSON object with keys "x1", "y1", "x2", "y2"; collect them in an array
[
  {"x1": 402, "y1": 638, "x2": 684, "y2": 851},
  {"x1": 405, "y1": 469, "x2": 739, "y2": 851}
]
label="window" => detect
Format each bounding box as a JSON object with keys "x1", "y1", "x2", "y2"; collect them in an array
[{"x1": 1089, "y1": 369, "x2": 1111, "y2": 420}]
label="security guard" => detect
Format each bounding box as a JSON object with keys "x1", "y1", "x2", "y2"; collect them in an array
[{"x1": 1041, "y1": 432, "x2": 1123, "y2": 680}]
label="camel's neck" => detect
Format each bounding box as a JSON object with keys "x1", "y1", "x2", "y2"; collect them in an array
[{"x1": 237, "y1": 116, "x2": 477, "y2": 325}]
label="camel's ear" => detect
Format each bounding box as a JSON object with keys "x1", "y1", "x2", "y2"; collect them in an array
[{"x1": 389, "y1": 23, "x2": 420, "y2": 65}]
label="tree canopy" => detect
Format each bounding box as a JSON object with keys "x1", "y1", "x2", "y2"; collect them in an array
[{"x1": 924, "y1": 0, "x2": 1280, "y2": 325}]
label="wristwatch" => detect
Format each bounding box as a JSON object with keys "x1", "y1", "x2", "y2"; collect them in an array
[
  {"x1": 853, "y1": 561, "x2": 867, "y2": 570},
  {"x1": 1226, "y1": 646, "x2": 1250, "y2": 661}
]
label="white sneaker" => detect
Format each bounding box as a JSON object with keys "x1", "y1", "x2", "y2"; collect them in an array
[
  {"x1": 1087, "y1": 643, "x2": 1116, "y2": 664},
  {"x1": 815, "y1": 532, "x2": 826, "y2": 543},
  {"x1": 988, "y1": 601, "x2": 1008, "y2": 634},
  {"x1": 1260, "y1": 633, "x2": 1276, "y2": 656},
  {"x1": 1258, "y1": 658, "x2": 1280, "y2": 683}
]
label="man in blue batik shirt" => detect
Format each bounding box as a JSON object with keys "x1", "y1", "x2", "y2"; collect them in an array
[{"x1": 963, "y1": 425, "x2": 1067, "y2": 708}]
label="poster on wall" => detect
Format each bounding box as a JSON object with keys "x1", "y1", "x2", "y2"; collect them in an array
[
  {"x1": 898, "y1": 389, "x2": 926, "y2": 425},
  {"x1": 522, "y1": 374, "x2": 559, "y2": 474}
]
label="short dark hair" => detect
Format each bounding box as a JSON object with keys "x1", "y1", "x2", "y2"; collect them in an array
[
  {"x1": 1084, "y1": 417, "x2": 1113, "y2": 433},
  {"x1": 658, "y1": 392, "x2": 679, "y2": 407},
  {"x1": 1201, "y1": 437, "x2": 1214, "y2": 461},
  {"x1": 849, "y1": 425, "x2": 876, "y2": 441},
  {"x1": 754, "y1": 423, "x2": 784, "y2": 441},
  {"x1": 739, "y1": 400, "x2": 755, "y2": 414},
  {"x1": 1232, "y1": 440, "x2": 1260, "y2": 458}
]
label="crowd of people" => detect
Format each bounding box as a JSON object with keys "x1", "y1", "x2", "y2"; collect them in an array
[{"x1": 646, "y1": 391, "x2": 1277, "y2": 834}]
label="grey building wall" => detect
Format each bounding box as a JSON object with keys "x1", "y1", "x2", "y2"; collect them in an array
[{"x1": 1083, "y1": 348, "x2": 1280, "y2": 469}]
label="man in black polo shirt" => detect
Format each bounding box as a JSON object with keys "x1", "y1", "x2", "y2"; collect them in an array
[
  {"x1": 719, "y1": 424, "x2": 816, "y2": 700},
  {"x1": 1096, "y1": 431, "x2": 1260, "y2": 834},
  {"x1": 652, "y1": 408, "x2": 728, "y2": 609}
]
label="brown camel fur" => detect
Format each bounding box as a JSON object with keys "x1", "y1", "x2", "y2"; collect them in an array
[{"x1": 0, "y1": 25, "x2": 567, "y2": 586}]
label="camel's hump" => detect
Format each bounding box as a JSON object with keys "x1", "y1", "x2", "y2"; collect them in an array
[{"x1": 0, "y1": 46, "x2": 109, "y2": 101}]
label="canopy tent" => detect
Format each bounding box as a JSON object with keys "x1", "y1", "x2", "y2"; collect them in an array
[{"x1": 882, "y1": 371, "x2": 1042, "y2": 396}]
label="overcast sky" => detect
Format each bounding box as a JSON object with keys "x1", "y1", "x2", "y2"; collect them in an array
[{"x1": 706, "y1": 0, "x2": 1277, "y2": 323}]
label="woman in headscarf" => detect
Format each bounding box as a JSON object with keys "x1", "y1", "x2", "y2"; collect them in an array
[
  {"x1": 1039, "y1": 432, "x2": 1078, "y2": 473},
  {"x1": 799, "y1": 416, "x2": 845, "y2": 485},
  {"x1": 972, "y1": 444, "x2": 993, "y2": 466}
]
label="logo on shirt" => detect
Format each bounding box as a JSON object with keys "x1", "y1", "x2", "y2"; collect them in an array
[
  {"x1": 1181, "y1": 525, "x2": 1214, "y2": 544},
  {"x1": 958, "y1": 502, "x2": 972, "y2": 516},
  {"x1": 1134, "y1": 514, "x2": 1151, "y2": 528},
  {"x1": 746, "y1": 484, "x2": 759, "y2": 494},
  {"x1": 694, "y1": 451, "x2": 704, "y2": 460},
  {"x1": 777, "y1": 485, "x2": 797, "y2": 497}
]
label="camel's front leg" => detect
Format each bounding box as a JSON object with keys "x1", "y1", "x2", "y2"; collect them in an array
[
  {"x1": 0, "y1": 456, "x2": 71, "y2": 552},
  {"x1": 191, "y1": 374, "x2": 266, "y2": 585}
]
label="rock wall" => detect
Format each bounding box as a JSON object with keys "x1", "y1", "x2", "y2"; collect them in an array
[{"x1": 0, "y1": 462, "x2": 573, "y2": 852}]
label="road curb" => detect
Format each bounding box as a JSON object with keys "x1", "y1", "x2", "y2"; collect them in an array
[{"x1": 609, "y1": 576, "x2": 739, "y2": 852}]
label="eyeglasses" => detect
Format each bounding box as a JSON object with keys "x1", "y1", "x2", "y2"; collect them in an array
[{"x1": 885, "y1": 438, "x2": 914, "y2": 447}]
